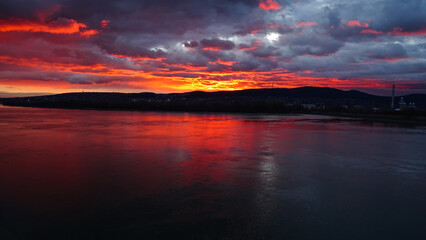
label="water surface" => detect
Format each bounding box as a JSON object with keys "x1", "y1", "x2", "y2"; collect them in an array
[{"x1": 1, "y1": 106, "x2": 425, "y2": 239}]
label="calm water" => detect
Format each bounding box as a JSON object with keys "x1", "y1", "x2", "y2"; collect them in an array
[{"x1": 1, "y1": 105, "x2": 425, "y2": 239}]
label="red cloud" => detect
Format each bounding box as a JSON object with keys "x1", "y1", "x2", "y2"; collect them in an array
[
  {"x1": 378, "y1": 57, "x2": 411, "y2": 63},
  {"x1": 259, "y1": 0, "x2": 282, "y2": 10},
  {"x1": 360, "y1": 29, "x2": 383, "y2": 34},
  {"x1": 361, "y1": 27, "x2": 426, "y2": 36},
  {"x1": 202, "y1": 47, "x2": 223, "y2": 51},
  {"x1": 345, "y1": 20, "x2": 369, "y2": 28},
  {"x1": 268, "y1": 24, "x2": 281, "y2": 28},
  {"x1": 0, "y1": 18, "x2": 98, "y2": 36},
  {"x1": 297, "y1": 21, "x2": 318, "y2": 27},
  {"x1": 391, "y1": 27, "x2": 426, "y2": 36},
  {"x1": 250, "y1": 29, "x2": 262, "y2": 34},
  {"x1": 101, "y1": 20, "x2": 110, "y2": 29}
]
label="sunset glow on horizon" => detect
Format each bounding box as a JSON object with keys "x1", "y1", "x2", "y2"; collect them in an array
[{"x1": 1, "y1": 0, "x2": 426, "y2": 97}]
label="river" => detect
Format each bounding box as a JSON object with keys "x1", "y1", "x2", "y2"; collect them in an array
[{"x1": 1, "y1": 105, "x2": 425, "y2": 239}]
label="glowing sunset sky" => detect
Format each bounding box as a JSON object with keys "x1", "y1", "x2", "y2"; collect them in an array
[{"x1": 1, "y1": 0, "x2": 426, "y2": 97}]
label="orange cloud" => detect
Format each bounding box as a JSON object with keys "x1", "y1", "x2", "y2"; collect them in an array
[
  {"x1": 216, "y1": 59, "x2": 234, "y2": 66},
  {"x1": 0, "y1": 18, "x2": 98, "y2": 36},
  {"x1": 0, "y1": 43, "x2": 419, "y2": 96},
  {"x1": 259, "y1": 0, "x2": 282, "y2": 11},
  {"x1": 167, "y1": 63, "x2": 207, "y2": 71},
  {"x1": 202, "y1": 47, "x2": 223, "y2": 51}
]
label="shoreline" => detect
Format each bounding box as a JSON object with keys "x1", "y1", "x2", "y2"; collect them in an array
[{"x1": 2, "y1": 103, "x2": 426, "y2": 126}]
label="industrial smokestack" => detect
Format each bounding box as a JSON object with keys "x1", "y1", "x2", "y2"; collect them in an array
[{"x1": 391, "y1": 85, "x2": 395, "y2": 109}]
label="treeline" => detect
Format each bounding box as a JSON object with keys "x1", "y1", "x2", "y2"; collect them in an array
[
  {"x1": 2, "y1": 95, "x2": 425, "y2": 117},
  {"x1": 1, "y1": 96, "x2": 299, "y2": 113},
  {"x1": 1, "y1": 87, "x2": 425, "y2": 119}
]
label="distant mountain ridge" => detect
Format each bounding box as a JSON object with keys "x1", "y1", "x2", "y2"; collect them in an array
[
  {"x1": 44, "y1": 86, "x2": 423, "y2": 101},
  {"x1": 1, "y1": 87, "x2": 425, "y2": 111}
]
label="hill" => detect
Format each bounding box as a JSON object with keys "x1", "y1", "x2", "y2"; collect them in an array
[{"x1": 1, "y1": 87, "x2": 425, "y2": 114}]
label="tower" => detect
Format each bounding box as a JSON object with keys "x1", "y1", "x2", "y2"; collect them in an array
[{"x1": 391, "y1": 84, "x2": 395, "y2": 109}]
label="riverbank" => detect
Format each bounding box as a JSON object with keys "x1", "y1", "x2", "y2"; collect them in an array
[
  {"x1": 1, "y1": 102, "x2": 426, "y2": 127},
  {"x1": 1, "y1": 87, "x2": 425, "y2": 125}
]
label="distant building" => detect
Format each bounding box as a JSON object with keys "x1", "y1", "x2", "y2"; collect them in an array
[
  {"x1": 408, "y1": 102, "x2": 416, "y2": 109},
  {"x1": 399, "y1": 97, "x2": 406, "y2": 109}
]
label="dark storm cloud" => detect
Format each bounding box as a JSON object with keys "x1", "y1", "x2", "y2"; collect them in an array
[
  {"x1": 0, "y1": 0, "x2": 258, "y2": 30},
  {"x1": 1, "y1": 0, "x2": 426, "y2": 93},
  {"x1": 238, "y1": 43, "x2": 251, "y2": 50},
  {"x1": 372, "y1": 0, "x2": 426, "y2": 32},
  {"x1": 97, "y1": 37, "x2": 167, "y2": 59},
  {"x1": 246, "y1": 45, "x2": 280, "y2": 58},
  {"x1": 365, "y1": 43, "x2": 407, "y2": 60},
  {"x1": 232, "y1": 60, "x2": 259, "y2": 71},
  {"x1": 274, "y1": 24, "x2": 294, "y2": 34},
  {"x1": 325, "y1": 6, "x2": 341, "y2": 29},
  {"x1": 200, "y1": 38, "x2": 236, "y2": 51},
  {"x1": 283, "y1": 31, "x2": 344, "y2": 57}
]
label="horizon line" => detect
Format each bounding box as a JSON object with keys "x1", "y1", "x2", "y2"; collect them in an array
[{"x1": 1, "y1": 86, "x2": 425, "y2": 99}]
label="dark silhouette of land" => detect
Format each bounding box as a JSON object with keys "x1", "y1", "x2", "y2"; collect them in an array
[{"x1": 1, "y1": 87, "x2": 426, "y2": 124}]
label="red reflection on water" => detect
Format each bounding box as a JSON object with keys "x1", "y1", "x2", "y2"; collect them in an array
[
  {"x1": 0, "y1": 107, "x2": 332, "y2": 213},
  {"x1": 2, "y1": 106, "x2": 426, "y2": 239}
]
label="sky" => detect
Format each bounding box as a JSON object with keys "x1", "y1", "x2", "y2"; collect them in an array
[{"x1": 0, "y1": 0, "x2": 426, "y2": 97}]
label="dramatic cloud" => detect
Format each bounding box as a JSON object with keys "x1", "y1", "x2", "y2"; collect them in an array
[
  {"x1": 344, "y1": 20, "x2": 369, "y2": 28},
  {"x1": 0, "y1": 0, "x2": 425, "y2": 96},
  {"x1": 0, "y1": 18, "x2": 98, "y2": 36},
  {"x1": 200, "y1": 38, "x2": 235, "y2": 51},
  {"x1": 259, "y1": 0, "x2": 282, "y2": 11}
]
